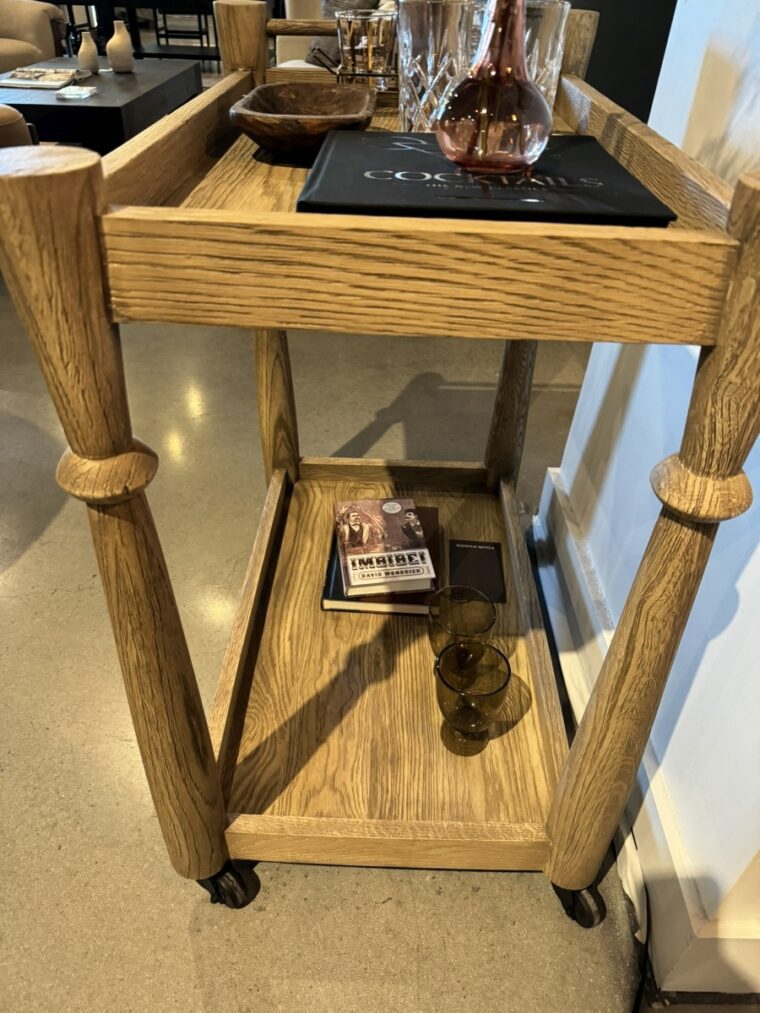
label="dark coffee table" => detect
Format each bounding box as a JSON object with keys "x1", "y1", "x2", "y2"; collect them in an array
[{"x1": 0, "y1": 57, "x2": 202, "y2": 154}]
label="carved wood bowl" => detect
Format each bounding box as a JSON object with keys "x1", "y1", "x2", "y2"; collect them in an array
[{"x1": 230, "y1": 83, "x2": 377, "y2": 154}]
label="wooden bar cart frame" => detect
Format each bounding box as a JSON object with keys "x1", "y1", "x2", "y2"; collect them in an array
[{"x1": 1, "y1": 2, "x2": 757, "y2": 916}]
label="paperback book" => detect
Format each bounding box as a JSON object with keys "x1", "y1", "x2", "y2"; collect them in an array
[
  {"x1": 333, "y1": 498, "x2": 436, "y2": 598},
  {"x1": 323, "y1": 506, "x2": 440, "y2": 615}
]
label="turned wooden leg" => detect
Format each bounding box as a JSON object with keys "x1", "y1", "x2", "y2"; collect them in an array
[
  {"x1": 255, "y1": 328, "x2": 300, "y2": 484},
  {"x1": 0, "y1": 146, "x2": 229, "y2": 882},
  {"x1": 484, "y1": 340, "x2": 537, "y2": 489},
  {"x1": 546, "y1": 172, "x2": 759, "y2": 890}
]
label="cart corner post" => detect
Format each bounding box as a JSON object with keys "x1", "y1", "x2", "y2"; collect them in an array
[
  {"x1": 0, "y1": 146, "x2": 230, "y2": 883},
  {"x1": 214, "y1": 0, "x2": 268, "y2": 83},
  {"x1": 546, "y1": 170, "x2": 760, "y2": 891}
]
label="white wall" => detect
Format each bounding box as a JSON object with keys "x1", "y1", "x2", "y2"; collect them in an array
[
  {"x1": 535, "y1": 0, "x2": 760, "y2": 989},
  {"x1": 649, "y1": 0, "x2": 760, "y2": 186}
]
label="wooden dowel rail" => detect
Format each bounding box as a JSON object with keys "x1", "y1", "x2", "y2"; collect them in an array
[
  {"x1": 267, "y1": 18, "x2": 336, "y2": 36},
  {"x1": 266, "y1": 8, "x2": 601, "y2": 42}
]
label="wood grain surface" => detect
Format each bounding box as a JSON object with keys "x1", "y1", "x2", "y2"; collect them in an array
[
  {"x1": 90, "y1": 496, "x2": 230, "y2": 878},
  {"x1": 255, "y1": 329, "x2": 300, "y2": 483},
  {"x1": 546, "y1": 511, "x2": 717, "y2": 888},
  {"x1": 500, "y1": 482, "x2": 568, "y2": 792},
  {"x1": 556, "y1": 75, "x2": 733, "y2": 231},
  {"x1": 181, "y1": 107, "x2": 396, "y2": 213},
  {"x1": 650, "y1": 454, "x2": 752, "y2": 523},
  {"x1": 102, "y1": 205, "x2": 736, "y2": 345},
  {"x1": 223, "y1": 477, "x2": 564, "y2": 867},
  {"x1": 226, "y1": 814, "x2": 549, "y2": 869},
  {"x1": 298, "y1": 457, "x2": 489, "y2": 490},
  {"x1": 102, "y1": 71, "x2": 251, "y2": 207},
  {"x1": 679, "y1": 172, "x2": 760, "y2": 479},
  {"x1": 485, "y1": 341, "x2": 538, "y2": 487},
  {"x1": 210, "y1": 470, "x2": 289, "y2": 791},
  {"x1": 56, "y1": 439, "x2": 159, "y2": 503},
  {"x1": 560, "y1": 10, "x2": 599, "y2": 80},
  {"x1": 267, "y1": 18, "x2": 337, "y2": 36},
  {"x1": 215, "y1": 0, "x2": 268, "y2": 81},
  {"x1": 0, "y1": 146, "x2": 131, "y2": 458}
]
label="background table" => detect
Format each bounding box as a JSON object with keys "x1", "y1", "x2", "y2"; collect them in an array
[{"x1": 0, "y1": 57, "x2": 202, "y2": 154}]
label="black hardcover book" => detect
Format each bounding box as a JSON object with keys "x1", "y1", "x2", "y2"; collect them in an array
[
  {"x1": 448, "y1": 540, "x2": 507, "y2": 604},
  {"x1": 297, "y1": 132, "x2": 676, "y2": 226}
]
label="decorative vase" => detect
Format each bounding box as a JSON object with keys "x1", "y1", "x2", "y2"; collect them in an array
[
  {"x1": 435, "y1": 0, "x2": 553, "y2": 173},
  {"x1": 106, "y1": 21, "x2": 134, "y2": 73},
  {"x1": 76, "y1": 30, "x2": 100, "y2": 75}
]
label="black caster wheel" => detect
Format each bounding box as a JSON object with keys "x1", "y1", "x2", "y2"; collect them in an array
[
  {"x1": 197, "y1": 860, "x2": 260, "y2": 909},
  {"x1": 552, "y1": 883, "x2": 606, "y2": 928}
]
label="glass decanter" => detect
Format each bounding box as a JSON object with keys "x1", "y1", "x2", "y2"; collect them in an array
[{"x1": 435, "y1": 0, "x2": 553, "y2": 173}]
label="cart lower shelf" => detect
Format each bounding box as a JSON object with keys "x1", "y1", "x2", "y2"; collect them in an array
[{"x1": 214, "y1": 462, "x2": 568, "y2": 871}]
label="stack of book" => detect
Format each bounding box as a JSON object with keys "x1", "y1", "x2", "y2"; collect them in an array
[{"x1": 322, "y1": 497, "x2": 440, "y2": 615}]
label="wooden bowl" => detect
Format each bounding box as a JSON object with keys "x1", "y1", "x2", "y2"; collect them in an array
[{"x1": 230, "y1": 83, "x2": 377, "y2": 154}]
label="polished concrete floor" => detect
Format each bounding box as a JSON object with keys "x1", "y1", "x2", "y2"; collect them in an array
[{"x1": 1, "y1": 278, "x2": 644, "y2": 1011}]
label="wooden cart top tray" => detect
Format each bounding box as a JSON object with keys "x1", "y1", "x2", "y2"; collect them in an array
[{"x1": 98, "y1": 10, "x2": 737, "y2": 350}]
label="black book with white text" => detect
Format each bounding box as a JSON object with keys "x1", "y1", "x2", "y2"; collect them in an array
[{"x1": 297, "y1": 132, "x2": 676, "y2": 226}]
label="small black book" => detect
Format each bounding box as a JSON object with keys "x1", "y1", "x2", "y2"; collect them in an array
[
  {"x1": 449, "y1": 540, "x2": 507, "y2": 603},
  {"x1": 297, "y1": 132, "x2": 676, "y2": 226}
]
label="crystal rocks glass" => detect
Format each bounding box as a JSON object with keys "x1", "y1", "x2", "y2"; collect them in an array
[
  {"x1": 336, "y1": 9, "x2": 398, "y2": 91},
  {"x1": 435, "y1": 640, "x2": 512, "y2": 743},
  {"x1": 524, "y1": 0, "x2": 571, "y2": 109},
  {"x1": 398, "y1": 0, "x2": 569, "y2": 135},
  {"x1": 427, "y1": 585, "x2": 496, "y2": 658},
  {"x1": 397, "y1": 0, "x2": 481, "y2": 132}
]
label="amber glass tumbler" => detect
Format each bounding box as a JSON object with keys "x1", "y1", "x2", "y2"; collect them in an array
[
  {"x1": 428, "y1": 585, "x2": 496, "y2": 658},
  {"x1": 435, "y1": 640, "x2": 511, "y2": 742}
]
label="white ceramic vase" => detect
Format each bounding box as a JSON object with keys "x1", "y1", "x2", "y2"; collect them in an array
[
  {"x1": 76, "y1": 30, "x2": 100, "y2": 75},
  {"x1": 106, "y1": 21, "x2": 135, "y2": 73}
]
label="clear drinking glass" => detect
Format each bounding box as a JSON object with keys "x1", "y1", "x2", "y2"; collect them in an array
[
  {"x1": 337, "y1": 9, "x2": 398, "y2": 91},
  {"x1": 427, "y1": 585, "x2": 496, "y2": 658},
  {"x1": 398, "y1": 0, "x2": 569, "y2": 136},
  {"x1": 467, "y1": 0, "x2": 570, "y2": 107},
  {"x1": 397, "y1": 0, "x2": 480, "y2": 132},
  {"x1": 435, "y1": 640, "x2": 512, "y2": 743},
  {"x1": 524, "y1": 0, "x2": 571, "y2": 109}
]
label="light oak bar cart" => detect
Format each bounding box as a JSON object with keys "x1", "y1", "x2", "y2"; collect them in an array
[{"x1": 1, "y1": 2, "x2": 757, "y2": 919}]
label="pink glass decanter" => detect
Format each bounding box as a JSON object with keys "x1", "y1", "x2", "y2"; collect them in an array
[{"x1": 435, "y1": 0, "x2": 553, "y2": 173}]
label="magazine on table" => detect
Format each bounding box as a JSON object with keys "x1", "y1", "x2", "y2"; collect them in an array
[{"x1": 2, "y1": 68, "x2": 77, "y2": 90}]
